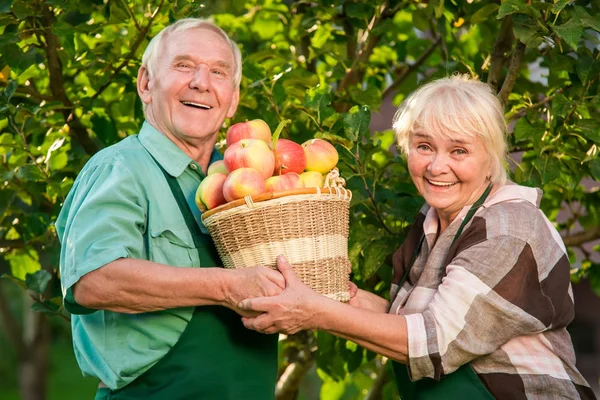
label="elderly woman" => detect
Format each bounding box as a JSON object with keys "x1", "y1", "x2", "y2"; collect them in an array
[{"x1": 239, "y1": 75, "x2": 596, "y2": 399}]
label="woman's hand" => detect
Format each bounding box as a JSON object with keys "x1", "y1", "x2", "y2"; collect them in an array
[
  {"x1": 238, "y1": 255, "x2": 331, "y2": 335},
  {"x1": 348, "y1": 286, "x2": 390, "y2": 313}
]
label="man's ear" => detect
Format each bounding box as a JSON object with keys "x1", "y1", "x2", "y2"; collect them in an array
[
  {"x1": 226, "y1": 88, "x2": 240, "y2": 119},
  {"x1": 137, "y1": 66, "x2": 152, "y2": 105}
]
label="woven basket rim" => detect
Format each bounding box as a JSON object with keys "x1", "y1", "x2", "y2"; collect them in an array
[{"x1": 201, "y1": 186, "x2": 352, "y2": 219}]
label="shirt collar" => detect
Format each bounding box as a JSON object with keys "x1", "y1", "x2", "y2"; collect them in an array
[
  {"x1": 138, "y1": 121, "x2": 223, "y2": 177},
  {"x1": 421, "y1": 181, "x2": 542, "y2": 234}
]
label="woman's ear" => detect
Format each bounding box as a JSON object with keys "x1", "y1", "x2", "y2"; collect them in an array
[{"x1": 137, "y1": 66, "x2": 152, "y2": 105}]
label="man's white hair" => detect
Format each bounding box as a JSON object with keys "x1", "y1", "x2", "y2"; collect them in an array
[{"x1": 141, "y1": 18, "x2": 242, "y2": 87}]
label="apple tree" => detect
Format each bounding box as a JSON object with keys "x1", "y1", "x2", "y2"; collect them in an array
[{"x1": 0, "y1": 0, "x2": 599, "y2": 399}]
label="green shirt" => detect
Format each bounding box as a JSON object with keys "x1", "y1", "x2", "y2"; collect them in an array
[{"x1": 56, "y1": 122, "x2": 222, "y2": 390}]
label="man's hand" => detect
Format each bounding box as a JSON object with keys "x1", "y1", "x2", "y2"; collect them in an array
[
  {"x1": 222, "y1": 266, "x2": 285, "y2": 317},
  {"x1": 237, "y1": 255, "x2": 330, "y2": 334}
]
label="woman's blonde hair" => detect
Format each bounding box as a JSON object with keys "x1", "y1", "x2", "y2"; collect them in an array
[
  {"x1": 392, "y1": 74, "x2": 508, "y2": 185},
  {"x1": 141, "y1": 18, "x2": 242, "y2": 87}
]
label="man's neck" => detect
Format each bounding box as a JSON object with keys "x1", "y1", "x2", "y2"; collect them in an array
[{"x1": 146, "y1": 119, "x2": 216, "y2": 174}]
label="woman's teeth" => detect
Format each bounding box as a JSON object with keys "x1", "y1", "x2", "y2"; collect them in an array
[{"x1": 427, "y1": 179, "x2": 456, "y2": 187}]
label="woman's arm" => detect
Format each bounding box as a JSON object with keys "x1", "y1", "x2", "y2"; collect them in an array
[{"x1": 239, "y1": 256, "x2": 409, "y2": 363}]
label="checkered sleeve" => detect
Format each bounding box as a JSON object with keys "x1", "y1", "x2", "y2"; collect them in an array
[{"x1": 405, "y1": 223, "x2": 572, "y2": 381}]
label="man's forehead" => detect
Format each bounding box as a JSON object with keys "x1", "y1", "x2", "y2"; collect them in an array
[{"x1": 164, "y1": 28, "x2": 234, "y2": 60}]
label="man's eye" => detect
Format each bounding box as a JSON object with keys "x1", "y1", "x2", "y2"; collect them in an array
[{"x1": 176, "y1": 63, "x2": 192, "y2": 69}]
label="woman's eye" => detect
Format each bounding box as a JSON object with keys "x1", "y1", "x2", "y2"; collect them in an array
[
  {"x1": 454, "y1": 148, "x2": 467, "y2": 155},
  {"x1": 416, "y1": 144, "x2": 431, "y2": 151}
]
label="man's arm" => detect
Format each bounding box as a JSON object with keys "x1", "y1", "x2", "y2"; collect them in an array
[{"x1": 73, "y1": 258, "x2": 285, "y2": 315}]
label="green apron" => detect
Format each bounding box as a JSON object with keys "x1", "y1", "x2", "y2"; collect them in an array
[
  {"x1": 95, "y1": 163, "x2": 278, "y2": 400},
  {"x1": 392, "y1": 184, "x2": 495, "y2": 400}
]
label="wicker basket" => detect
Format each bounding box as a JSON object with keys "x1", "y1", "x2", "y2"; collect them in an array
[{"x1": 201, "y1": 172, "x2": 352, "y2": 302}]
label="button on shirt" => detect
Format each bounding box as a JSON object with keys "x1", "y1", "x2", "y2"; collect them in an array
[{"x1": 55, "y1": 122, "x2": 223, "y2": 390}]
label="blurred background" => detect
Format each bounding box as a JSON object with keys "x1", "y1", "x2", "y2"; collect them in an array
[{"x1": 0, "y1": 0, "x2": 599, "y2": 398}]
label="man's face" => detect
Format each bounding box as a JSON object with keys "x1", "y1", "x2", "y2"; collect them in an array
[{"x1": 140, "y1": 27, "x2": 239, "y2": 145}]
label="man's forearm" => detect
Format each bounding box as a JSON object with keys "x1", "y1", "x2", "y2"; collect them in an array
[{"x1": 72, "y1": 258, "x2": 232, "y2": 313}]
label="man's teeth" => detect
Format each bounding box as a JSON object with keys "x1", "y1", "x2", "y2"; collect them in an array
[
  {"x1": 427, "y1": 179, "x2": 456, "y2": 187},
  {"x1": 182, "y1": 101, "x2": 211, "y2": 109}
]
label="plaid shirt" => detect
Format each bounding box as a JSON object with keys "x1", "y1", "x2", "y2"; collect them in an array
[{"x1": 390, "y1": 182, "x2": 596, "y2": 399}]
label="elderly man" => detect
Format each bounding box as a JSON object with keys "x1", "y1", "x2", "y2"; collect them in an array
[{"x1": 56, "y1": 18, "x2": 284, "y2": 399}]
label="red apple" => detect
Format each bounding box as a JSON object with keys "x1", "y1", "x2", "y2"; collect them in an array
[
  {"x1": 223, "y1": 139, "x2": 275, "y2": 180},
  {"x1": 299, "y1": 171, "x2": 325, "y2": 188},
  {"x1": 302, "y1": 139, "x2": 339, "y2": 174},
  {"x1": 226, "y1": 119, "x2": 272, "y2": 147},
  {"x1": 265, "y1": 172, "x2": 305, "y2": 193},
  {"x1": 207, "y1": 160, "x2": 228, "y2": 176},
  {"x1": 273, "y1": 139, "x2": 306, "y2": 175},
  {"x1": 222, "y1": 168, "x2": 267, "y2": 202},
  {"x1": 195, "y1": 173, "x2": 228, "y2": 212}
]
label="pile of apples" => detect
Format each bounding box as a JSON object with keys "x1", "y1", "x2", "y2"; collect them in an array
[{"x1": 195, "y1": 119, "x2": 339, "y2": 212}]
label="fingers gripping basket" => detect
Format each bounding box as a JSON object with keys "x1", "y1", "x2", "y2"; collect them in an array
[{"x1": 201, "y1": 169, "x2": 352, "y2": 302}]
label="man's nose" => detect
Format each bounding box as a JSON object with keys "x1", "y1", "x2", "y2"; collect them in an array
[{"x1": 190, "y1": 66, "x2": 210, "y2": 91}]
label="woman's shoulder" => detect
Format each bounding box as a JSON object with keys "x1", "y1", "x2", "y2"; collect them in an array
[{"x1": 477, "y1": 183, "x2": 548, "y2": 242}]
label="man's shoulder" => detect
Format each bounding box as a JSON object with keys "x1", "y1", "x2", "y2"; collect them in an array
[{"x1": 85, "y1": 134, "x2": 154, "y2": 172}]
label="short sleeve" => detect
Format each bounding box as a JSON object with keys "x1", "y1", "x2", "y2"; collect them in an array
[{"x1": 56, "y1": 160, "x2": 147, "y2": 314}]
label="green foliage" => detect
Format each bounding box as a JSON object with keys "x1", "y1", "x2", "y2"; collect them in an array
[{"x1": 0, "y1": 0, "x2": 599, "y2": 398}]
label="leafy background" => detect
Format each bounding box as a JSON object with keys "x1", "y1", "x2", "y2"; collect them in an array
[{"x1": 0, "y1": 0, "x2": 599, "y2": 399}]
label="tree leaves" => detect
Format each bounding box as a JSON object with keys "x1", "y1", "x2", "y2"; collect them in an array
[
  {"x1": 552, "y1": 18, "x2": 583, "y2": 50},
  {"x1": 25, "y1": 269, "x2": 52, "y2": 294},
  {"x1": 343, "y1": 105, "x2": 370, "y2": 143}
]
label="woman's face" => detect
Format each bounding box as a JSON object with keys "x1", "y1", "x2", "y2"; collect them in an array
[{"x1": 407, "y1": 130, "x2": 491, "y2": 227}]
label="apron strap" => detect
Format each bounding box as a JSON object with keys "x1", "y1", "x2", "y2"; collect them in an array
[
  {"x1": 393, "y1": 183, "x2": 495, "y2": 400},
  {"x1": 398, "y1": 183, "x2": 493, "y2": 288}
]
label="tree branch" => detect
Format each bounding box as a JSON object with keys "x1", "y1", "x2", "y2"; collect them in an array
[
  {"x1": 487, "y1": 16, "x2": 514, "y2": 90},
  {"x1": 382, "y1": 36, "x2": 442, "y2": 99},
  {"x1": 0, "y1": 281, "x2": 26, "y2": 358},
  {"x1": 506, "y1": 87, "x2": 568, "y2": 120},
  {"x1": 365, "y1": 357, "x2": 390, "y2": 400},
  {"x1": 40, "y1": 5, "x2": 100, "y2": 156},
  {"x1": 119, "y1": 0, "x2": 142, "y2": 32},
  {"x1": 275, "y1": 356, "x2": 315, "y2": 400},
  {"x1": 89, "y1": 0, "x2": 167, "y2": 104},
  {"x1": 497, "y1": 41, "x2": 526, "y2": 106},
  {"x1": 337, "y1": 1, "x2": 390, "y2": 94},
  {"x1": 0, "y1": 239, "x2": 25, "y2": 249},
  {"x1": 562, "y1": 226, "x2": 600, "y2": 248}
]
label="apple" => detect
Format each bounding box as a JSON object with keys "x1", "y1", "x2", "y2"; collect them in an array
[
  {"x1": 273, "y1": 139, "x2": 307, "y2": 175},
  {"x1": 207, "y1": 160, "x2": 228, "y2": 176},
  {"x1": 223, "y1": 139, "x2": 275, "y2": 180},
  {"x1": 299, "y1": 171, "x2": 325, "y2": 188},
  {"x1": 226, "y1": 119, "x2": 272, "y2": 147},
  {"x1": 302, "y1": 139, "x2": 339, "y2": 174},
  {"x1": 265, "y1": 172, "x2": 305, "y2": 193},
  {"x1": 222, "y1": 168, "x2": 267, "y2": 202},
  {"x1": 195, "y1": 173, "x2": 228, "y2": 212}
]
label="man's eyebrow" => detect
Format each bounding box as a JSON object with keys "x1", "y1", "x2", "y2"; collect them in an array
[
  {"x1": 172, "y1": 55, "x2": 193, "y2": 63},
  {"x1": 171, "y1": 55, "x2": 233, "y2": 70},
  {"x1": 213, "y1": 60, "x2": 233, "y2": 70}
]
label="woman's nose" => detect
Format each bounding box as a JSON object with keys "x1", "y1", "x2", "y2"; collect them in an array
[{"x1": 427, "y1": 153, "x2": 450, "y2": 175}]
